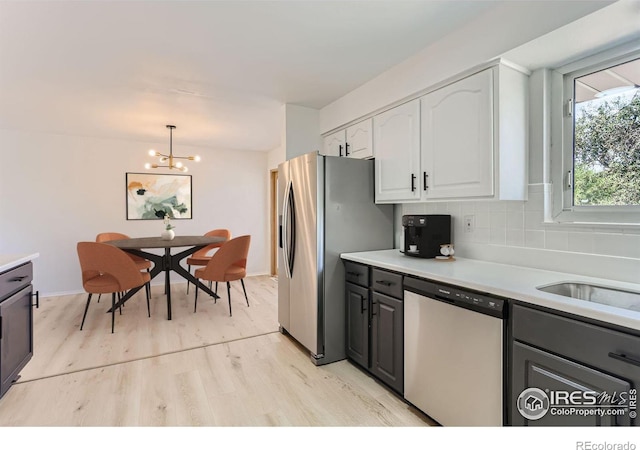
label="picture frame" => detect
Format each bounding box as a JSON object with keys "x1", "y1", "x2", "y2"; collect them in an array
[{"x1": 125, "y1": 172, "x2": 192, "y2": 220}]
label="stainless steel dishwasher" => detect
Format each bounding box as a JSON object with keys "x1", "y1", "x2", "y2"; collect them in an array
[{"x1": 403, "y1": 276, "x2": 507, "y2": 426}]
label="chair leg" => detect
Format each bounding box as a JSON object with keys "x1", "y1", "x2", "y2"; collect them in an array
[
  {"x1": 118, "y1": 292, "x2": 123, "y2": 315},
  {"x1": 111, "y1": 292, "x2": 116, "y2": 334},
  {"x1": 194, "y1": 281, "x2": 199, "y2": 313},
  {"x1": 146, "y1": 284, "x2": 151, "y2": 318},
  {"x1": 80, "y1": 293, "x2": 92, "y2": 330},
  {"x1": 97, "y1": 294, "x2": 101, "y2": 303},
  {"x1": 227, "y1": 282, "x2": 232, "y2": 317},
  {"x1": 187, "y1": 265, "x2": 191, "y2": 294},
  {"x1": 240, "y1": 278, "x2": 249, "y2": 307}
]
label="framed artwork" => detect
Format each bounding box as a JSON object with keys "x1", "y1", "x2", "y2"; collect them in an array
[{"x1": 126, "y1": 173, "x2": 192, "y2": 220}]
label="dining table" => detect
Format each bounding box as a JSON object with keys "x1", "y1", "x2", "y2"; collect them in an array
[{"x1": 107, "y1": 235, "x2": 225, "y2": 320}]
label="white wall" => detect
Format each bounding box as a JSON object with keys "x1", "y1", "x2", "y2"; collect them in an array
[
  {"x1": 284, "y1": 104, "x2": 321, "y2": 160},
  {"x1": 0, "y1": 129, "x2": 269, "y2": 296}
]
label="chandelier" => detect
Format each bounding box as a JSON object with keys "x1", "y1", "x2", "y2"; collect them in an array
[{"x1": 145, "y1": 125, "x2": 200, "y2": 172}]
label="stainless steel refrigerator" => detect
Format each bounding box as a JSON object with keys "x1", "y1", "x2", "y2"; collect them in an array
[{"x1": 278, "y1": 151, "x2": 393, "y2": 365}]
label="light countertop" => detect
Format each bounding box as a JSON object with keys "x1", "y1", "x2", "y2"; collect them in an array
[
  {"x1": 0, "y1": 253, "x2": 39, "y2": 274},
  {"x1": 341, "y1": 249, "x2": 640, "y2": 332}
]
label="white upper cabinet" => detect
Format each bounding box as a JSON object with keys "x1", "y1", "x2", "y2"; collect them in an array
[
  {"x1": 345, "y1": 119, "x2": 373, "y2": 159},
  {"x1": 421, "y1": 68, "x2": 494, "y2": 199},
  {"x1": 323, "y1": 130, "x2": 346, "y2": 157},
  {"x1": 420, "y1": 64, "x2": 528, "y2": 201},
  {"x1": 373, "y1": 99, "x2": 421, "y2": 203},
  {"x1": 322, "y1": 118, "x2": 373, "y2": 159}
]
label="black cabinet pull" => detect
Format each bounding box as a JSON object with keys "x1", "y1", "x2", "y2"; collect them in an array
[
  {"x1": 608, "y1": 352, "x2": 640, "y2": 368},
  {"x1": 371, "y1": 301, "x2": 377, "y2": 316},
  {"x1": 9, "y1": 276, "x2": 28, "y2": 282},
  {"x1": 346, "y1": 271, "x2": 361, "y2": 277},
  {"x1": 423, "y1": 172, "x2": 428, "y2": 191},
  {"x1": 345, "y1": 142, "x2": 350, "y2": 156},
  {"x1": 339, "y1": 144, "x2": 343, "y2": 157},
  {"x1": 411, "y1": 174, "x2": 416, "y2": 192},
  {"x1": 32, "y1": 290, "x2": 39, "y2": 309},
  {"x1": 375, "y1": 280, "x2": 393, "y2": 287},
  {"x1": 360, "y1": 294, "x2": 367, "y2": 314}
]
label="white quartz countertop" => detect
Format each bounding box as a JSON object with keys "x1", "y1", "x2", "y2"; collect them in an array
[
  {"x1": 341, "y1": 249, "x2": 640, "y2": 332},
  {"x1": 0, "y1": 253, "x2": 39, "y2": 274}
]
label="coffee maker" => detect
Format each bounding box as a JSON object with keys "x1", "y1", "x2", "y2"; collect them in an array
[{"x1": 402, "y1": 215, "x2": 451, "y2": 258}]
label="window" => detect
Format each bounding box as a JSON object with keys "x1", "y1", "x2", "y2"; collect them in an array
[{"x1": 552, "y1": 43, "x2": 640, "y2": 225}]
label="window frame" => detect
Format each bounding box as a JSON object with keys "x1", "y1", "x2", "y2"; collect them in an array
[{"x1": 550, "y1": 41, "x2": 640, "y2": 226}]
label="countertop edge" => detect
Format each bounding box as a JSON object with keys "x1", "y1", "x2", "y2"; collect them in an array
[
  {"x1": 0, "y1": 253, "x2": 40, "y2": 274},
  {"x1": 341, "y1": 250, "x2": 640, "y2": 333}
]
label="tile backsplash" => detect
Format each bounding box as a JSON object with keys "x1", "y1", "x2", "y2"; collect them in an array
[{"x1": 396, "y1": 184, "x2": 640, "y2": 281}]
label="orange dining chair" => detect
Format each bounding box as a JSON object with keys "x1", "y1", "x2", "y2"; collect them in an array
[
  {"x1": 96, "y1": 232, "x2": 152, "y2": 303},
  {"x1": 194, "y1": 235, "x2": 251, "y2": 316},
  {"x1": 77, "y1": 242, "x2": 151, "y2": 333},
  {"x1": 185, "y1": 229, "x2": 231, "y2": 294}
]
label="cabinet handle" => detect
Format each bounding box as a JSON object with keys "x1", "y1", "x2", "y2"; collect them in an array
[
  {"x1": 375, "y1": 280, "x2": 393, "y2": 287},
  {"x1": 608, "y1": 352, "x2": 640, "y2": 368},
  {"x1": 423, "y1": 172, "x2": 428, "y2": 191},
  {"x1": 346, "y1": 271, "x2": 362, "y2": 277},
  {"x1": 360, "y1": 294, "x2": 367, "y2": 314},
  {"x1": 371, "y1": 301, "x2": 377, "y2": 316},
  {"x1": 345, "y1": 142, "x2": 350, "y2": 156},
  {"x1": 9, "y1": 276, "x2": 28, "y2": 282},
  {"x1": 339, "y1": 145, "x2": 343, "y2": 157},
  {"x1": 411, "y1": 174, "x2": 416, "y2": 192}
]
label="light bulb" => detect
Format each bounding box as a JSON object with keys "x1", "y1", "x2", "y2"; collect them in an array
[
  {"x1": 144, "y1": 163, "x2": 151, "y2": 169},
  {"x1": 148, "y1": 149, "x2": 157, "y2": 157},
  {"x1": 194, "y1": 155, "x2": 201, "y2": 162},
  {"x1": 182, "y1": 166, "x2": 188, "y2": 172},
  {"x1": 175, "y1": 161, "x2": 183, "y2": 168}
]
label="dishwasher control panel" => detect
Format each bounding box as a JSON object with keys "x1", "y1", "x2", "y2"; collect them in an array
[{"x1": 404, "y1": 276, "x2": 506, "y2": 318}]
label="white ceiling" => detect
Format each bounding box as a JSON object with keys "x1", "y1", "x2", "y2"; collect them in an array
[{"x1": 0, "y1": 0, "x2": 612, "y2": 152}]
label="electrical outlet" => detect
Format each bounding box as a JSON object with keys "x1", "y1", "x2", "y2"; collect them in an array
[{"x1": 464, "y1": 215, "x2": 474, "y2": 233}]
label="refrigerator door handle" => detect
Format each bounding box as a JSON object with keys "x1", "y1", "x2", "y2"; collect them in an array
[
  {"x1": 281, "y1": 180, "x2": 291, "y2": 278},
  {"x1": 288, "y1": 182, "x2": 296, "y2": 276}
]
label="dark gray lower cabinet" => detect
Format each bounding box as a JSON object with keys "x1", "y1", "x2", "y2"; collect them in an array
[
  {"x1": 346, "y1": 282, "x2": 369, "y2": 368},
  {"x1": 511, "y1": 304, "x2": 640, "y2": 426},
  {"x1": 344, "y1": 261, "x2": 403, "y2": 394},
  {"x1": 0, "y1": 262, "x2": 34, "y2": 399},
  {"x1": 370, "y1": 291, "x2": 403, "y2": 393}
]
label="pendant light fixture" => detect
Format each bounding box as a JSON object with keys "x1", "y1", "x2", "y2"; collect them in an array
[{"x1": 145, "y1": 125, "x2": 200, "y2": 172}]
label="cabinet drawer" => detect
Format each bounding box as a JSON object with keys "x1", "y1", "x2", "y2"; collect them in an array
[
  {"x1": 0, "y1": 262, "x2": 33, "y2": 300},
  {"x1": 371, "y1": 268, "x2": 403, "y2": 299},
  {"x1": 344, "y1": 262, "x2": 369, "y2": 287},
  {"x1": 512, "y1": 304, "x2": 640, "y2": 379}
]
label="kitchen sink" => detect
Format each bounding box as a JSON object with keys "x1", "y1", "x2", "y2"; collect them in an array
[{"x1": 536, "y1": 282, "x2": 640, "y2": 312}]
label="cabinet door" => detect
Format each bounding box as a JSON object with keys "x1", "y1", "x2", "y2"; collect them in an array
[
  {"x1": 345, "y1": 119, "x2": 373, "y2": 159},
  {"x1": 323, "y1": 130, "x2": 346, "y2": 157},
  {"x1": 345, "y1": 282, "x2": 369, "y2": 368},
  {"x1": 373, "y1": 100, "x2": 421, "y2": 203},
  {"x1": 421, "y1": 68, "x2": 494, "y2": 199},
  {"x1": 0, "y1": 285, "x2": 33, "y2": 398},
  {"x1": 511, "y1": 341, "x2": 631, "y2": 426},
  {"x1": 371, "y1": 291, "x2": 403, "y2": 393}
]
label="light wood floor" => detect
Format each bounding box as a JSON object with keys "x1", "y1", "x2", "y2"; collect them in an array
[{"x1": 0, "y1": 276, "x2": 432, "y2": 426}]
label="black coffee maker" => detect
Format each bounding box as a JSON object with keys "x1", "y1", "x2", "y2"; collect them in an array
[{"x1": 402, "y1": 215, "x2": 451, "y2": 258}]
